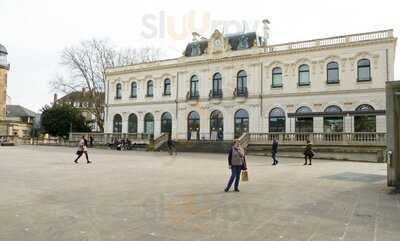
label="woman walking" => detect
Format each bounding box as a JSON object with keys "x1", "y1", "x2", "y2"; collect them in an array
[
  {"x1": 225, "y1": 140, "x2": 247, "y2": 192},
  {"x1": 74, "y1": 136, "x2": 91, "y2": 164},
  {"x1": 303, "y1": 140, "x2": 314, "y2": 165}
]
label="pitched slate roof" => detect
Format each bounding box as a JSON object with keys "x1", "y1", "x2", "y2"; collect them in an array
[
  {"x1": 6, "y1": 105, "x2": 36, "y2": 118},
  {"x1": 183, "y1": 40, "x2": 208, "y2": 57},
  {"x1": 183, "y1": 32, "x2": 258, "y2": 57},
  {"x1": 57, "y1": 91, "x2": 105, "y2": 104},
  {"x1": 0, "y1": 43, "x2": 7, "y2": 55}
]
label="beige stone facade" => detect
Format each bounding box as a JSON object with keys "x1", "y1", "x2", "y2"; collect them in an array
[
  {"x1": 104, "y1": 29, "x2": 397, "y2": 140},
  {"x1": 0, "y1": 67, "x2": 8, "y2": 121}
]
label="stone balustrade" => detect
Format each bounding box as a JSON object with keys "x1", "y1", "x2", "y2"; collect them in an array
[
  {"x1": 248, "y1": 132, "x2": 386, "y2": 146},
  {"x1": 266, "y1": 29, "x2": 394, "y2": 53}
]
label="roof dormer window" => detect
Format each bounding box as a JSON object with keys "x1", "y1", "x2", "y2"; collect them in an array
[
  {"x1": 237, "y1": 35, "x2": 249, "y2": 50},
  {"x1": 191, "y1": 42, "x2": 201, "y2": 56}
]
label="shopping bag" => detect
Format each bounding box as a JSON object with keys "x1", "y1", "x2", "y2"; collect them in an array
[{"x1": 241, "y1": 170, "x2": 249, "y2": 182}]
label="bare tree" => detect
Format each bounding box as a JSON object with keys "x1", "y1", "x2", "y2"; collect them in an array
[{"x1": 51, "y1": 39, "x2": 160, "y2": 132}]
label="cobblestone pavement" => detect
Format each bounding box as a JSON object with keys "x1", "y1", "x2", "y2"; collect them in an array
[{"x1": 0, "y1": 145, "x2": 399, "y2": 241}]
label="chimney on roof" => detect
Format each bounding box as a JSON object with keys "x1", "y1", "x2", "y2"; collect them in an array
[
  {"x1": 53, "y1": 93, "x2": 58, "y2": 106},
  {"x1": 262, "y1": 19, "x2": 271, "y2": 47},
  {"x1": 192, "y1": 32, "x2": 201, "y2": 41}
]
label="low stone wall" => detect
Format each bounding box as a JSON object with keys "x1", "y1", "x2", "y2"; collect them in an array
[
  {"x1": 159, "y1": 140, "x2": 232, "y2": 153},
  {"x1": 247, "y1": 144, "x2": 386, "y2": 163}
]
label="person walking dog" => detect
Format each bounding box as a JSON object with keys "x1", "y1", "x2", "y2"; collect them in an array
[
  {"x1": 303, "y1": 140, "x2": 314, "y2": 165},
  {"x1": 271, "y1": 138, "x2": 279, "y2": 165},
  {"x1": 74, "y1": 136, "x2": 91, "y2": 164},
  {"x1": 225, "y1": 140, "x2": 247, "y2": 192}
]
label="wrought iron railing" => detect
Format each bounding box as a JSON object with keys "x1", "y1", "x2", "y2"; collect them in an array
[
  {"x1": 186, "y1": 91, "x2": 200, "y2": 101},
  {"x1": 209, "y1": 89, "x2": 223, "y2": 99},
  {"x1": 233, "y1": 87, "x2": 248, "y2": 97}
]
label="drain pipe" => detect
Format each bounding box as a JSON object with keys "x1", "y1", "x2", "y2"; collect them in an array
[
  {"x1": 175, "y1": 71, "x2": 179, "y2": 139},
  {"x1": 386, "y1": 49, "x2": 389, "y2": 82},
  {"x1": 260, "y1": 62, "x2": 264, "y2": 132}
]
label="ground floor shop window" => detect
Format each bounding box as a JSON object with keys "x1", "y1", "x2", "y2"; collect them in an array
[
  {"x1": 187, "y1": 111, "x2": 200, "y2": 140},
  {"x1": 210, "y1": 110, "x2": 223, "y2": 140},
  {"x1": 269, "y1": 107, "x2": 286, "y2": 133},
  {"x1": 234, "y1": 109, "x2": 249, "y2": 139},
  {"x1": 144, "y1": 113, "x2": 154, "y2": 135}
]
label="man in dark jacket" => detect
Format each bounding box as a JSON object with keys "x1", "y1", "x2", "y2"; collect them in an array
[{"x1": 272, "y1": 138, "x2": 279, "y2": 165}]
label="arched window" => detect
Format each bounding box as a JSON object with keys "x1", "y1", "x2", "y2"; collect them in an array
[
  {"x1": 115, "y1": 83, "x2": 122, "y2": 99},
  {"x1": 327, "y1": 62, "x2": 339, "y2": 84},
  {"x1": 163, "y1": 79, "x2": 171, "y2": 96},
  {"x1": 272, "y1": 67, "x2": 283, "y2": 87},
  {"x1": 269, "y1": 108, "x2": 286, "y2": 133},
  {"x1": 144, "y1": 113, "x2": 154, "y2": 134},
  {"x1": 236, "y1": 70, "x2": 247, "y2": 96},
  {"x1": 128, "y1": 113, "x2": 138, "y2": 133},
  {"x1": 212, "y1": 73, "x2": 222, "y2": 97},
  {"x1": 357, "y1": 59, "x2": 371, "y2": 81},
  {"x1": 324, "y1": 105, "x2": 343, "y2": 133},
  {"x1": 295, "y1": 106, "x2": 313, "y2": 133},
  {"x1": 355, "y1": 104, "x2": 376, "y2": 132},
  {"x1": 190, "y1": 75, "x2": 199, "y2": 97},
  {"x1": 146, "y1": 80, "x2": 154, "y2": 97},
  {"x1": 210, "y1": 110, "x2": 224, "y2": 140},
  {"x1": 234, "y1": 109, "x2": 249, "y2": 138},
  {"x1": 161, "y1": 112, "x2": 172, "y2": 134},
  {"x1": 298, "y1": 64, "x2": 310, "y2": 86},
  {"x1": 187, "y1": 111, "x2": 200, "y2": 140},
  {"x1": 130, "y1": 82, "x2": 137, "y2": 98},
  {"x1": 113, "y1": 114, "x2": 122, "y2": 133},
  {"x1": 325, "y1": 105, "x2": 342, "y2": 113}
]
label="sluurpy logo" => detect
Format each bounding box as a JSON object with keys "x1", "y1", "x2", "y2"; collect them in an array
[{"x1": 141, "y1": 10, "x2": 262, "y2": 40}]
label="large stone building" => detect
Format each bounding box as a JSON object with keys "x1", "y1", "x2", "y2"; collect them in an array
[
  {"x1": 54, "y1": 90, "x2": 104, "y2": 132},
  {"x1": 104, "y1": 27, "x2": 396, "y2": 141},
  {"x1": 0, "y1": 43, "x2": 10, "y2": 135}
]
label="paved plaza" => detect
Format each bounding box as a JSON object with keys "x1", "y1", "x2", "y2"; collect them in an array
[{"x1": 0, "y1": 146, "x2": 399, "y2": 241}]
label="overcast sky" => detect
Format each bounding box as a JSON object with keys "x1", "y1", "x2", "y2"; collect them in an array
[{"x1": 1, "y1": 0, "x2": 399, "y2": 112}]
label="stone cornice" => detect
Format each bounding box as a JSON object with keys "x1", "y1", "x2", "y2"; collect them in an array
[{"x1": 106, "y1": 88, "x2": 385, "y2": 108}]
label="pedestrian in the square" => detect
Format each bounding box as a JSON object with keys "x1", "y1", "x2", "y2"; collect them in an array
[
  {"x1": 272, "y1": 138, "x2": 279, "y2": 165},
  {"x1": 303, "y1": 140, "x2": 314, "y2": 165},
  {"x1": 89, "y1": 135, "x2": 94, "y2": 147},
  {"x1": 225, "y1": 139, "x2": 247, "y2": 192},
  {"x1": 217, "y1": 128, "x2": 223, "y2": 141},
  {"x1": 74, "y1": 136, "x2": 91, "y2": 164},
  {"x1": 167, "y1": 134, "x2": 177, "y2": 155}
]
